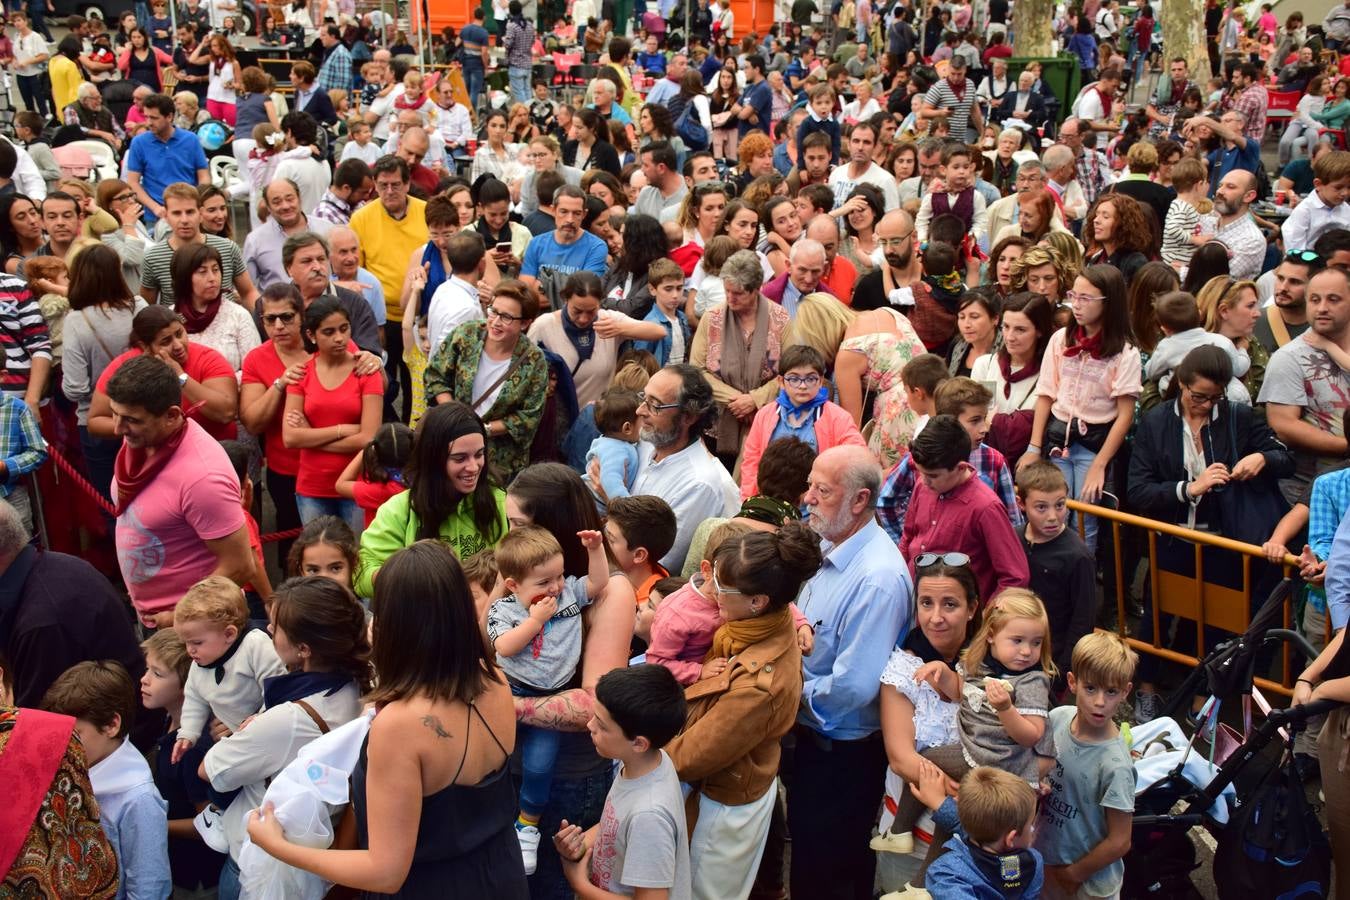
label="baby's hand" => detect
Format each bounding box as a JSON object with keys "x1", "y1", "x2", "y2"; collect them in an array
[
  {"x1": 908, "y1": 757, "x2": 949, "y2": 812},
  {"x1": 576, "y1": 529, "x2": 604, "y2": 550},
  {"x1": 529, "y1": 594, "x2": 558, "y2": 622},
  {"x1": 700, "y1": 657, "x2": 729, "y2": 680},
  {"x1": 985, "y1": 678, "x2": 1013, "y2": 711},
  {"x1": 796, "y1": 623, "x2": 814, "y2": 656},
  {"x1": 1303, "y1": 330, "x2": 1329, "y2": 351},
  {"x1": 170, "y1": 737, "x2": 194, "y2": 764}
]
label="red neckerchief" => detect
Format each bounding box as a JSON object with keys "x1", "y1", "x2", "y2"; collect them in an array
[
  {"x1": 114, "y1": 417, "x2": 191, "y2": 514},
  {"x1": 176, "y1": 296, "x2": 221, "y2": 335},
  {"x1": 947, "y1": 75, "x2": 967, "y2": 102},
  {"x1": 1096, "y1": 86, "x2": 1114, "y2": 117},
  {"x1": 998, "y1": 351, "x2": 1040, "y2": 397},
  {"x1": 1169, "y1": 78, "x2": 1189, "y2": 105},
  {"x1": 1062, "y1": 328, "x2": 1104, "y2": 359}
]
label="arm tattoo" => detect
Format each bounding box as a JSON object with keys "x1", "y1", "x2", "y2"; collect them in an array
[{"x1": 421, "y1": 715, "x2": 452, "y2": 739}]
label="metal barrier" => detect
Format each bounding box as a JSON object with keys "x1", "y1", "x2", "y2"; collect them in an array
[{"x1": 1067, "y1": 499, "x2": 1308, "y2": 697}]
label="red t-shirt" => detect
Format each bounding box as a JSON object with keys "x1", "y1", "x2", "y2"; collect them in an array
[
  {"x1": 352, "y1": 476, "x2": 407, "y2": 527},
  {"x1": 241, "y1": 342, "x2": 302, "y2": 477},
  {"x1": 98, "y1": 344, "x2": 237, "y2": 441},
  {"x1": 244, "y1": 510, "x2": 263, "y2": 592},
  {"x1": 287, "y1": 360, "x2": 383, "y2": 499}
]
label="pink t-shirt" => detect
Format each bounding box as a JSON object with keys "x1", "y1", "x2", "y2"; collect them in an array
[
  {"x1": 1037, "y1": 327, "x2": 1142, "y2": 427},
  {"x1": 115, "y1": 419, "x2": 245, "y2": 625},
  {"x1": 645, "y1": 579, "x2": 723, "y2": 686}
]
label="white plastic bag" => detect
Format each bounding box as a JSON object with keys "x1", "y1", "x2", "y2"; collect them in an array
[{"x1": 237, "y1": 709, "x2": 375, "y2": 900}]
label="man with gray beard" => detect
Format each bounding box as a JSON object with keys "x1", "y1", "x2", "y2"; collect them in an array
[{"x1": 592, "y1": 364, "x2": 738, "y2": 573}]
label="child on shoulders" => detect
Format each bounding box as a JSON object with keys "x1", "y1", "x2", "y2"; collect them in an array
[{"x1": 1144, "y1": 291, "x2": 1251, "y2": 404}]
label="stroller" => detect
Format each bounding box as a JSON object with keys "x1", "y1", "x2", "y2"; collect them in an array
[{"x1": 1122, "y1": 578, "x2": 1339, "y2": 899}]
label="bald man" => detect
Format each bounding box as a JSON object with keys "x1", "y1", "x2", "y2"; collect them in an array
[
  {"x1": 328, "y1": 225, "x2": 388, "y2": 329},
  {"x1": 1211, "y1": 169, "x2": 1267, "y2": 281},
  {"x1": 850, "y1": 210, "x2": 956, "y2": 351},
  {"x1": 762, "y1": 237, "x2": 832, "y2": 315},
  {"x1": 391, "y1": 125, "x2": 442, "y2": 197},
  {"x1": 807, "y1": 215, "x2": 858, "y2": 303}
]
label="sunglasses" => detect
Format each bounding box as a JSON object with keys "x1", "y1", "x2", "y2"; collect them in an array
[
  {"x1": 915, "y1": 552, "x2": 971, "y2": 568},
  {"x1": 1286, "y1": 249, "x2": 1322, "y2": 264},
  {"x1": 262, "y1": 312, "x2": 297, "y2": 325}
]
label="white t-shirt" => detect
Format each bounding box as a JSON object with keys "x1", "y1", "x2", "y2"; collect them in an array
[
  {"x1": 208, "y1": 60, "x2": 237, "y2": 104},
  {"x1": 472, "y1": 351, "x2": 512, "y2": 416},
  {"x1": 14, "y1": 32, "x2": 47, "y2": 77}
]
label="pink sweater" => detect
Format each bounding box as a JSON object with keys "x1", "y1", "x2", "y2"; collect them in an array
[
  {"x1": 739, "y1": 399, "x2": 866, "y2": 500},
  {"x1": 647, "y1": 575, "x2": 809, "y2": 685}
]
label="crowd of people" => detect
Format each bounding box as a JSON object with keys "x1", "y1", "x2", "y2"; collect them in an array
[{"x1": 11, "y1": 0, "x2": 1350, "y2": 899}]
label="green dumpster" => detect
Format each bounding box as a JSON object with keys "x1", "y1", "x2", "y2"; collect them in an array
[{"x1": 1005, "y1": 53, "x2": 1081, "y2": 124}]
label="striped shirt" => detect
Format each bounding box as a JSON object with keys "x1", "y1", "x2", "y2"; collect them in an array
[
  {"x1": 142, "y1": 234, "x2": 248, "y2": 305},
  {"x1": 0, "y1": 275, "x2": 51, "y2": 397},
  {"x1": 924, "y1": 77, "x2": 978, "y2": 142}
]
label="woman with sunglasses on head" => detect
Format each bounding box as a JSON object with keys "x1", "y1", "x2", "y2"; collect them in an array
[
  {"x1": 664, "y1": 522, "x2": 823, "y2": 900},
  {"x1": 874, "y1": 554, "x2": 979, "y2": 858},
  {"x1": 1019, "y1": 264, "x2": 1141, "y2": 554},
  {"x1": 424, "y1": 279, "x2": 548, "y2": 485},
  {"x1": 1197, "y1": 274, "x2": 1265, "y2": 402},
  {"x1": 1127, "y1": 344, "x2": 1293, "y2": 721}
]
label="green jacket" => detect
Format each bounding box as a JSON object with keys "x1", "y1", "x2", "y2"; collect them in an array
[
  {"x1": 423, "y1": 320, "x2": 547, "y2": 484},
  {"x1": 354, "y1": 488, "x2": 507, "y2": 597}
]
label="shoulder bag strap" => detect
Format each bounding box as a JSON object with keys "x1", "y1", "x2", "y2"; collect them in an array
[
  {"x1": 80, "y1": 309, "x2": 117, "y2": 360},
  {"x1": 471, "y1": 353, "x2": 525, "y2": 411},
  {"x1": 1265, "y1": 304, "x2": 1292, "y2": 348},
  {"x1": 293, "y1": 699, "x2": 331, "y2": 734}
]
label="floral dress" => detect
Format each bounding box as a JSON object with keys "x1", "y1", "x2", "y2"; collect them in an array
[{"x1": 838, "y1": 309, "x2": 927, "y2": 468}]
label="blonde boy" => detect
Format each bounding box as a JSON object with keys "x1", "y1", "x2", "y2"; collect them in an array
[
  {"x1": 171, "y1": 576, "x2": 285, "y2": 763},
  {"x1": 1161, "y1": 157, "x2": 1213, "y2": 269},
  {"x1": 1038, "y1": 632, "x2": 1138, "y2": 899}
]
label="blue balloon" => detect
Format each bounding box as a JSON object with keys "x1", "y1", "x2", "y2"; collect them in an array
[{"x1": 198, "y1": 122, "x2": 229, "y2": 151}]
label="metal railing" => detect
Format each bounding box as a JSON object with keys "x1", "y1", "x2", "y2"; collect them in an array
[{"x1": 1067, "y1": 499, "x2": 1309, "y2": 697}]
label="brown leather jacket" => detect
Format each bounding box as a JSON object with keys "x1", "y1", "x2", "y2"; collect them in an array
[{"x1": 664, "y1": 613, "x2": 803, "y2": 806}]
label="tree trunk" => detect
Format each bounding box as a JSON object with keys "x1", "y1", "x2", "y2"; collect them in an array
[
  {"x1": 1012, "y1": 0, "x2": 1054, "y2": 57},
  {"x1": 1161, "y1": 0, "x2": 1209, "y2": 79}
]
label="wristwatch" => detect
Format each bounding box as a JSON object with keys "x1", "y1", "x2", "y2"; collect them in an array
[{"x1": 178, "y1": 372, "x2": 189, "y2": 388}]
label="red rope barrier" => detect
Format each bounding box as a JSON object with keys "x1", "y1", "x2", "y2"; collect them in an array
[
  {"x1": 45, "y1": 440, "x2": 118, "y2": 517},
  {"x1": 45, "y1": 443, "x2": 307, "y2": 546}
]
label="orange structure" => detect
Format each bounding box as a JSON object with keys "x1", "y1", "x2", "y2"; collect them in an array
[{"x1": 416, "y1": 0, "x2": 774, "y2": 40}]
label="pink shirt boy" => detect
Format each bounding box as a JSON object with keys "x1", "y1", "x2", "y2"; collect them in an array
[{"x1": 115, "y1": 419, "x2": 245, "y2": 626}]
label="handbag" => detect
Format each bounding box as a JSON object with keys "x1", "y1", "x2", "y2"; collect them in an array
[{"x1": 293, "y1": 700, "x2": 360, "y2": 900}]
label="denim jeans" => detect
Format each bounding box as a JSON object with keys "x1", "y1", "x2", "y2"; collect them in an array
[
  {"x1": 516, "y1": 746, "x2": 614, "y2": 900},
  {"x1": 16, "y1": 73, "x2": 49, "y2": 116},
  {"x1": 517, "y1": 723, "x2": 562, "y2": 816},
  {"x1": 217, "y1": 857, "x2": 240, "y2": 900},
  {"x1": 463, "y1": 61, "x2": 485, "y2": 112},
  {"x1": 509, "y1": 66, "x2": 532, "y2": 104},
  {"x1": 295, "y1": 494, "x2": 363, "y2": 535},
  {"x1": 79, "y1": 424, "x2": 118, "y2": 503},
  {"x1": 1050, "y1": 442, "x2": 1106, "y2": 553}
]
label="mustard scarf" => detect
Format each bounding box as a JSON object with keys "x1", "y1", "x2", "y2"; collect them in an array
[{"x1": 708, "y1": 606, "x2": 792, "y2": 660}]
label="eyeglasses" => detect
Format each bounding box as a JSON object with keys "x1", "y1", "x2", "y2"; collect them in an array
[
  {"x1": 1066, "y1": 290, "x2": 1105, "y2": 306},
  {"x1": 711, "y1": 567, "x2": 743, "y2": 596},
  {"x1": 1186, "y1": 387, "x2": 1226, "y2": 406},
  {"x1": 878, "y1": 231, "x2": 915, "y2": 248},
  {"x1": 783, "y1": 373, "x2": 822, "y2": 388},
  {"x1": 261, "y1": 312, "x2": 297, "y2": 325},
  {"x1": 636, "y1": 390, "x2": 681, "y2": 412},
  {"x1": 486, "y1": 307, "x2": 523, "y2": 323},
  {"x1": 915, "y1": 552, "x2": 972, "y2": 568},
  {"x1": 113, "y1": 192, "x2": 135, "y2": 204}
]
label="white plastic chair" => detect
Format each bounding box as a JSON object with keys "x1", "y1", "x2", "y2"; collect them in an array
[
  {"x1": 211, "y1": 156, "x2": 242, "y2": 194},
  {"x1": 64, "y1": 140, "x2": 118, "y2": 183}
]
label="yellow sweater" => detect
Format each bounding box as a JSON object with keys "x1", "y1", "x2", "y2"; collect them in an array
[
  {"x1": 50, "y1": 56, "x2": 83, "y2": 120},
  {"x1": 350, "y1": 196, "x2": 428, "y2": 323}
]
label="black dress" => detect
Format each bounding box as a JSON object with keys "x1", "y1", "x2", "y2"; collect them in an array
[{"x1": 352, "y1": 703, "x2": 530, "y2": 899}]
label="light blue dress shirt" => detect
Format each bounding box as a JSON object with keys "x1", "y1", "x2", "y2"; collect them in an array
[
  {"x1": 1323, "y1": 504, "x2": 1350, "y2": 630},
  {"x1": 796, "y1": 518, "x2": 913, "y2": 740}
]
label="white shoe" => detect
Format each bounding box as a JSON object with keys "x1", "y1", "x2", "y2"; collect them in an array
[
  {"x1": 880, "y1": 885, "x2": 932, "y2": 900},
  {"x1": 517, "y1": 825, "x2": 541, "y2": 875},
  {"x1": 194, "y1": 805, "x2": 229, "y2": 854},
  {"x1": 869, "y1": 830, "x2": 915, "y2": 854}
]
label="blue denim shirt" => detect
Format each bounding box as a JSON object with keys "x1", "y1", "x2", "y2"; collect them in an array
[{"x1": 796, "y1": 519, "x2": 912, "y2": 740}]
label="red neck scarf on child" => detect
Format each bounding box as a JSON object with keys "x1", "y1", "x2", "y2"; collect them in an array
[
  {"x1": 1062, "y1": 328, "x2": 1105, "y2": 359},
  {"x1": 998, "y1": 351, "x2": 1040, "y2": 397},
  {"x1": 113, "y1": 416, "x2": 190, "y2": 514}
]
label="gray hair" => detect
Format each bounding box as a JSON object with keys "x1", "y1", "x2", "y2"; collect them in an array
[
  {"x1": 918, "y1": 137, "x2": 946, "y2": 158},
  {"x1": 668, "y1": 363, "x2": 717, "y2": 434},
  {"x1": 0, "y1": 497, "x2": 28, "y2": 556},
  {"x1": 790, "y1": 238, "x2": 826, "y2": 265},
  {"x1": 1016, "y1": 159, "x2": 1046, "y2": 176},
  {"x1": 77, "y1": 82, "x2": 101, "y2": 100},
  {"x1": 999, "y1": 128, "x2": 1024, "y2": 146},
  {"x1": 1042, "y1": 144, "x2": 1074, "y2": 172},
  {"x1": 282, "y1": 231, "x2": 331, "y2": 269},
  {"x1": 721, "y1": 249, "x2": 766, "y2": 293},
  {"x1": 829, "y1": 445, "x2": 883, "y2": 510}
]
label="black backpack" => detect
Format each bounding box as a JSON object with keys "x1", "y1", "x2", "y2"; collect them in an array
[{"x1": 1213, "y1": 763, "x2": 1331, "y2": 899}]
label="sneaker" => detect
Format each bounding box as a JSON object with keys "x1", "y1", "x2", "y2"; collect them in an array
[
  {"x1": 194, "y1": 805, "x2": 229, "y2": 854},
  {"x1": 869, "y1": 830, "x2": 914, "y2": 854},
  {"x1": 517, "y1": 825, "x2": 541, "y2": 875},
  {"x1": 1134, "y1": 690, "x2": 1160, "y2": 724}
]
